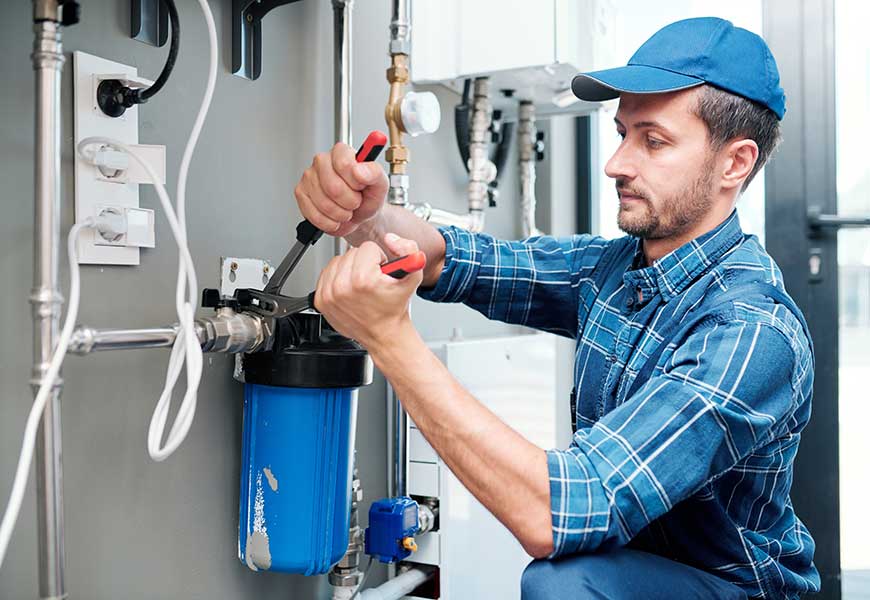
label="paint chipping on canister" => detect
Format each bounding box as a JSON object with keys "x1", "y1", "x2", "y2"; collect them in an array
[{"x1": 263, "y1": 467, "x2": 278, "y2": 492}]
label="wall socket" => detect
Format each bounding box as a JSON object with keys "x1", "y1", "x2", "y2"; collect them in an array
[{"x1": 73, "y1": 51, "x2": 165, "y2": 265}]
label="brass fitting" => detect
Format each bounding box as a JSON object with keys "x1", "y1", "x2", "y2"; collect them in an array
[{"x1": 385, "y1": 53, "x2": 410, "y2": 177}]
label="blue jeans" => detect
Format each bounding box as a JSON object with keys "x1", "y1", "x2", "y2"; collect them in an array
[{"x1": 521, "y1": 549, "x2": 749, "y2": 600}]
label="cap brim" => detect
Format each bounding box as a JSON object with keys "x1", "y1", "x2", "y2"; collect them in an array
[{"x1": 572, "y1": 65, "x2": 704, "y2": 101}]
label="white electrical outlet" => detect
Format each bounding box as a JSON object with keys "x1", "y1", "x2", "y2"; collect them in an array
[{"x1": 73, "y1": 51, "x2": 165, "y2": 265}]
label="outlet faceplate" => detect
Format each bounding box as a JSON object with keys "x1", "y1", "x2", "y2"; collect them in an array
[{"x1": 73, "y1": 51, "x2": 160, "y2": 265}]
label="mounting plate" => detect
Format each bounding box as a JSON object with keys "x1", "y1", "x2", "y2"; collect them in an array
[
  {"x1": 131, "y1": 0, "x2": 169, "y2": 47},
  {"x1": 232, "y1": 0, "x2": 304, "y2": 80}
]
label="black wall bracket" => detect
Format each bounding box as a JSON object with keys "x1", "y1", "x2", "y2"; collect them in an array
[
  {"x1": 233, "y1": 0, "x2": 304, "y2": 80},
  {"x1": 131, "y1": 0, "x2": 168, "y2": 47}
]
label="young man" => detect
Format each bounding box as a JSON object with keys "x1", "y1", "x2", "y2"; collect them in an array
[{"x1": 294, "y1": 17, "x2": 819, "y2": 600}]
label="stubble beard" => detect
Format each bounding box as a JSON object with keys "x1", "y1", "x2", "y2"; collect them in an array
[{"x1": 616, "y1": 156, "x2": 717, "y2": 240}]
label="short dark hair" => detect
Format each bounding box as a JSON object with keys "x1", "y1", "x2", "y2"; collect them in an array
[{"x1": 692, "y1": 85, "x2": 782, "y2": 192}]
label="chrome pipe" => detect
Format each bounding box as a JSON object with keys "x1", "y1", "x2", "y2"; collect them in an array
[
  {"x1": 333, "y1": 0, "x2": 353, "y2": 256},
  {"x1": 389, "y1": 385, "x2": 408, "y2": 498},
  {"x1": 30, "y1": 1, "x2": 67, "y2": 596},
  {"x1": 333, "y1": 0, "x2": 353, "y2": 147},
  {"x1": 389, "y1": 0, "x2": 410, "y2": 55},
  {"x1": 68, "y1": 326, "x2": 183, "y2": 354},
  {"x1": 69, "y1": 311, "x2": 265, "y2": 356}
]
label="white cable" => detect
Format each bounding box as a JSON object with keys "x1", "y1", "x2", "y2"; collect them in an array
[
  {"x1": 76, "y1": 0, "x2": 218, "y2": 462},
  {"x1": 0, "y1": 0, "x2": 219, "y2": 571},
  {"x1": 0, "y1": 220, "x2": 93, "y2": 569}
]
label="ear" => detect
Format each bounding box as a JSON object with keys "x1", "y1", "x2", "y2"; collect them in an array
[{"x1": 720, "y1": 139, "x2": 759, "y2": 192}]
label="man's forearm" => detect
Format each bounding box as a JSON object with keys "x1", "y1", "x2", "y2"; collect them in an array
[
  {"x1": 367, "y1": 322, "x2": 555, "y2": 559},
  {"x1": 344, "y1": 205, "x2": 446, "y2": 288}
]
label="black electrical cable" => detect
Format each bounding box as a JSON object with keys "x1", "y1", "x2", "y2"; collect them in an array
[
  {"x1": 137, "y1": 0, "x2": 180, "y2": 102},
  {"x1": 97, "y1": 0, "x2": 180, "y2": 117}
]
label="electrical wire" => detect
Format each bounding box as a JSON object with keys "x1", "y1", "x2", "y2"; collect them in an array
[
  {"x1": 76, "y1": 0, "x2": 218, "y2": 463},
  {"x1": 347, "y1": 556, "x2": 375, "y2": 600},
  {"x1": 137, "y1": 0, "x2": 180, "y2": 102},
  {"x1": 0, "y1": 219, "x2": 94, "y2": 570},
  {"x1": 0, "y1": 0, "x2": 217, "y2": 573}
]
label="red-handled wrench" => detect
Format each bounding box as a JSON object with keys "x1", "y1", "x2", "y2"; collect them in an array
[{"x1": 265, "y1": 131, "x2": 388, "y2": 296}]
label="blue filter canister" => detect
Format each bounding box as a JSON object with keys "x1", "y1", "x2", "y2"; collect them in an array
[{"x1": 238, "y1": 312, "x2": 373, "y2": 574}]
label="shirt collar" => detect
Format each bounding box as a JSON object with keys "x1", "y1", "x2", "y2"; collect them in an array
[{"x1": 622, "y1": 210, "x2": 745, "y2": 302}]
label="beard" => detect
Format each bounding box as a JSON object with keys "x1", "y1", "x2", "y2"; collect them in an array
[{"x1": 615, "y1": 155, "x2": 716, "y2": 240}]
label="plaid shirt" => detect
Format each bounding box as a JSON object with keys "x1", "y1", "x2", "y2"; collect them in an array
[{"x1": 419, "y1": 212, "x2": 819, "y2": 599}]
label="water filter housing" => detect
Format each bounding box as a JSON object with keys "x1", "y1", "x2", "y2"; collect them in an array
[{"x1": 238, "y1": 312, "x2": 373, "y2": 574}]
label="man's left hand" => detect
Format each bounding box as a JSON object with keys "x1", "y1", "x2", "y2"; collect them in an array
[{"x1": 314, "y1": 233, "x2": 424, "y2": 349}]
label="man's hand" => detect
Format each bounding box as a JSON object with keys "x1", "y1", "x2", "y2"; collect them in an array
[
  {"x1": 314, "y1": 234, "x2": 424, "y2": 348},
  {"x1": 294, "y1": 143, "x2": 388, "y2": 237}
]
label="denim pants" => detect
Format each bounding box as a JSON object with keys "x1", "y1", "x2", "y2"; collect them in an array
[{"x1": 521, "y1": 549, "x2": 749, "y2": 600}]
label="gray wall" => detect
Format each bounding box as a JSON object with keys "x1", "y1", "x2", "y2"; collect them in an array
[{"x1": 0, "y1": 1, "x2": 575, "y2": 598}]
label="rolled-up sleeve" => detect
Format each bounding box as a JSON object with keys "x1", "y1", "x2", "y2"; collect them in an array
[
  {"x1": 418, "y1": 226, "x2": 610, "y2": 337},
  {"x1": 545, "y1": 320, "x2": 804, "y2": 557}
]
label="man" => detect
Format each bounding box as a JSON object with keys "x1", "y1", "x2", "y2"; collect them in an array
[{"x1": 294, "y1": 17, "x2": 819, "y2": 600}]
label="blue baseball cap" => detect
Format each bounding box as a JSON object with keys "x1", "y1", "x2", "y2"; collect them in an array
[{"x1": 572, "y1": 17, "x2": 786, "y2": 119}]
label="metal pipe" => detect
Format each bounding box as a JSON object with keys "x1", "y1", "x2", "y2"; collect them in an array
[
  {"x1": 389, "y1": 384, "x2": 408, "y2": 497},
  {"x1": 385, "y1": 0, "x2": 411, "y2": 207},
  {"x1": 30, "y1": 2, "x2": 67, "y2": 596},
  {"x1": 333, "y1": 0, "x2": 353, "y2": 256},
  {"x1": 358, "y1": 567, "x2": 433, "y2": 600},
  {"x1": 68, "y1": 310, "x2": 265, "y2": 356},
  {"x1": 518, "y1": 101, "x2": 541, "y2": 238},
  {"x1": 329, "y1": 466, "x2": 364, "y2": 598},
  {"x1": 333, "y1": 0, "x2": 353, "y2": 148}
]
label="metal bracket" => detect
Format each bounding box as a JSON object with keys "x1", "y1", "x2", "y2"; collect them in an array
[
  {"x1": 131, "y1": 0, "x2": 168, "y2": 47},
  {"x1": 233, "y1": 0, "x2": 305, "y2": 80}
]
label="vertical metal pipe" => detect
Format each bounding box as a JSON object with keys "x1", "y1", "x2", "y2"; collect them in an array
[
  {"x1": 389, "y1": 385, "x2": 408, "y2": 498},
  {"x1": 332, "y1": 0, "x2": 353, "y2": 256},
  {"x1": 333, "y1": 0, "x2": 353, "y2": 147},
  {"x1": 30, "y1": 1, "x2": 66, "y2": 597}
]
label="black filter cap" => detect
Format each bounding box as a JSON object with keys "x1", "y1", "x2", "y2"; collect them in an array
[{"x1": 242, "y1": 312, "x2": 373, "y2": 389}]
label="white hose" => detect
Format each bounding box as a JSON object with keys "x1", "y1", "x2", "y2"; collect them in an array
[{"x1": 0, "y1": 220, "x2": 93, "y2": 569}]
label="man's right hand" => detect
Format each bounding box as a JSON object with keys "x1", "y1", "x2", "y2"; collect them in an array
[{"x1": 294, "y1": 143, "x2": 388, "y2": 237}]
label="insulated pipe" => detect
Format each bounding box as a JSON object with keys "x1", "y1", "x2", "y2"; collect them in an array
[
  {"x1": 425, "y1": 77, "x2": 494, "y2": 232},
  {"x1": 30, "y1": 2, "x2": 67, "y2": 596},
  {"x1": 358, "y1": 567, "x2": 433, "y2": 600},
  {"x1": 518, "y1": 101, "x2": 542, "y2": 238}
]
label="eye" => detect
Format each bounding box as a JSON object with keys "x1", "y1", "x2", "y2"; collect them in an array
[
  {"x1": 616, "y1": 130, "x2": 626, "y2": 140},
  {"x1": 647, "y1": 136, "x2": 665, "y2": 149}
]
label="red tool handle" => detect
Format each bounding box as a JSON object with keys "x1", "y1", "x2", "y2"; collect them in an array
[
  {"x1": 381, "y1": 251, "x2": 427, "y2": 279},
  {"x1": 355, "y1": 131, "x2": 388, "y2": 163}
]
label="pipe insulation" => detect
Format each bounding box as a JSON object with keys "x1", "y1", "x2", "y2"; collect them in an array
[{"x1": 518, "y1": 101, "x2": 542, "y2": 238}]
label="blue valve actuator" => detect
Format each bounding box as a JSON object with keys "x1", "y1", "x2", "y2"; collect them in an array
[{"x1": 364, "y1": 496, "x2": 419, "y2": 564}]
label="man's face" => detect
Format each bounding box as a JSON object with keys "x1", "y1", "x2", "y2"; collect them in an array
[{"x1": 605, "y1": 88, "x2": 718, "y2": 240}]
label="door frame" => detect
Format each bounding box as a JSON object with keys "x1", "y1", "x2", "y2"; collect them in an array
[{"x1": 763, "y1": 1, "x2": 841, "y2": 598}]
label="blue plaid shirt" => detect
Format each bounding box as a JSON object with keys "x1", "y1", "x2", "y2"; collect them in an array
[{"x1": 419, "y1": 212, "x2": 819, "y2": 599}]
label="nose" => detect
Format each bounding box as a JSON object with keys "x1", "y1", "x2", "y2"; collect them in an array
[{"x1": 604, "y1": 140, "x2": 637, "y2": 181}]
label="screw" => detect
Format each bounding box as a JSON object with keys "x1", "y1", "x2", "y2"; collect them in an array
[
  {"x1": 246, "y1": 13, "x2": 253, "y2": 23},
  {"x1": 230, "y1": 261, "x2": 239, "y2": 272},
  {"x1": 263, "y1": 265, "x2": 270, "y2": 273}
]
